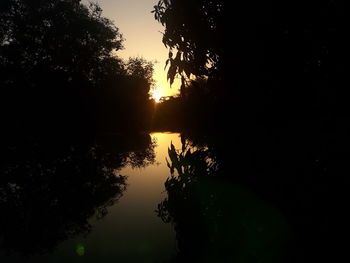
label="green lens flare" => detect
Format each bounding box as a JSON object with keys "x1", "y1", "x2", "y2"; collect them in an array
[{"x1": 76, "y1": 244, "x2": 85, "y2": 256}]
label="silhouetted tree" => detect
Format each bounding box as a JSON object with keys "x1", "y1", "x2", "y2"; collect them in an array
[
  {"x1": 126, "y1": 57, "x2": 155, "y2": 88},
  {"x1": 0, "y1": 0, "x2": 126, "y2": 136},
  {"x1": 96, "y1": 57, "x2": 156, "y2": 132},
  {"x1": 154, "y1": 0, "x2": 346, "y2": 128},
  {"x1": 0, "y1": 0, "x2": 123, "y2": 80},
  {"x1": 151, "y1": 76, "x2": 214, "y2": 131},
  {"x1": 0, "y1": 0, "x2": 160, "y2": 135}
]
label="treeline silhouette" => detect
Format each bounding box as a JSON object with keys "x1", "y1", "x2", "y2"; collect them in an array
[
  {"x1": 1, "y1": 0, "x2": 346, "y2": 136},
  {"x1": 0, "y1": 0, "x2": 156, "y2": 140},
  {"x1": 152, "y1": 77, "x2": 214, "y2": 131}
]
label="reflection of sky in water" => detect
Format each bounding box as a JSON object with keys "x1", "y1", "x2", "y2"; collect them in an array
[{"x1": 20, "y1": 133, "x2": 182, "y2": 263}]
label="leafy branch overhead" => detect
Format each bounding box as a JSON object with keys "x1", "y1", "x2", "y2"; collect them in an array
[{"x1": 153, "y1": 0, "x2": 225, "y2": 87}]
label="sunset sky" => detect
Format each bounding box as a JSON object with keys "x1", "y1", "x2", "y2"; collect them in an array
[{"x1": 86, "y1": 0, "x2": 180, "y2": 99}]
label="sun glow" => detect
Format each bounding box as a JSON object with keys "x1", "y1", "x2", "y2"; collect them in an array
[{"x1": 151, "y1": 88, "x2": 163, "y2": 103}]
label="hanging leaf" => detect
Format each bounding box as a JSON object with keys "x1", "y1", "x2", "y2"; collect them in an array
[
  {"x1": 178, "y1": 60, "x2": 184, "y2": 74},
  {"x1": 164, "y1": 58, "x2": 170, "y2": 70},
  {"x1": 167, "y1": 63, "x2": 177, "y2": 86},
  {"x1": 184, "y1": 63, "x2": 191, "y2": 78}
]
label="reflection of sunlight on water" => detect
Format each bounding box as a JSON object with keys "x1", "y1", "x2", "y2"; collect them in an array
[
  {"x1": 88, "y1": 132, "x2": 182, "y2": 261},
  {"x1": 118, "y1": 133, "x2": 182, "y2": 200},
  {"x1": 152, "y1": 133, "x2": 214, "y2": 173},
  {"x1": 150, "y1": 132, "x2": 182, "y2": 164},
  {"x1": 19, "y1": 133, "x2": 183, "y2": 262}
]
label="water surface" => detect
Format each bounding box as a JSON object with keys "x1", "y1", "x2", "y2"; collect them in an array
[
  {"x1": 0, "y1": 133, "x2": 182, "y2": 263},
  {"x1": 1, "y1": 130, "x2": 332, "y2": 262}
]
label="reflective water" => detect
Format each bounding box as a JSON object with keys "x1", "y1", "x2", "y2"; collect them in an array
[
  {"x1": 0, "y1": 133, "x2": 182, "y2": 263},
  {"x1": 0, "y1": 131, "x2": 340, "y2": 262}
]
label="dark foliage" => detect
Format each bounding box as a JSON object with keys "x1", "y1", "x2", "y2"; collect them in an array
[
  {"x1": 153, "y1": 0, "x2": 225, "y2": 85},
  {"x1": 154, "y1": 0, "x2": 347, "y2": 131},
  {"x1": 151, "y1": 77, "x2": 214, "y2": 131},
  {"x1": 0, "y1": 0, "x2": 155, "y2": 137}
]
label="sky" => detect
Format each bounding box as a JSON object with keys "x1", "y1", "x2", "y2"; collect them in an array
[{"x1": 85, "y1": 0, "x2": 180, "y2": 99}]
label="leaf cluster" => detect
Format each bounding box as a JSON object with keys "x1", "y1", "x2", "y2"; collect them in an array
[{"x1": 153, "y1": 0, "x2": 225, "y2": 86}]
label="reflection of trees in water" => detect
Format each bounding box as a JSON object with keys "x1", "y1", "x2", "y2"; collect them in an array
[
  {"x1": 0, "y1": 134, "x2": 156, "y2": 257},
  {"x1": 157, "y1": 135, "x2": 291, "y2": 262},
  {"x1": 159, "y1": 129, "x2": 350, "y2": 262},
  {"x1": 94, "y1": 134, "x2": 157, "y2": 169},
  {"x1": 127, "y1": 145, "x2": 156, "y2": 168}
]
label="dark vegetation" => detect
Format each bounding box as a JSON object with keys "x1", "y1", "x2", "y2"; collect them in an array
[
  {"x1": 152, "y1": 77, "x2": 214, "y2": 131},
  {"x1": 0, "y1": 0, "x2": 156, "y2": 138},
  {"x1": 153, "y1": 0, "x2": 346, "y2": 131},
  {"x1": 152, "y1": 0, "x2": 348, "y2": 262}
]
